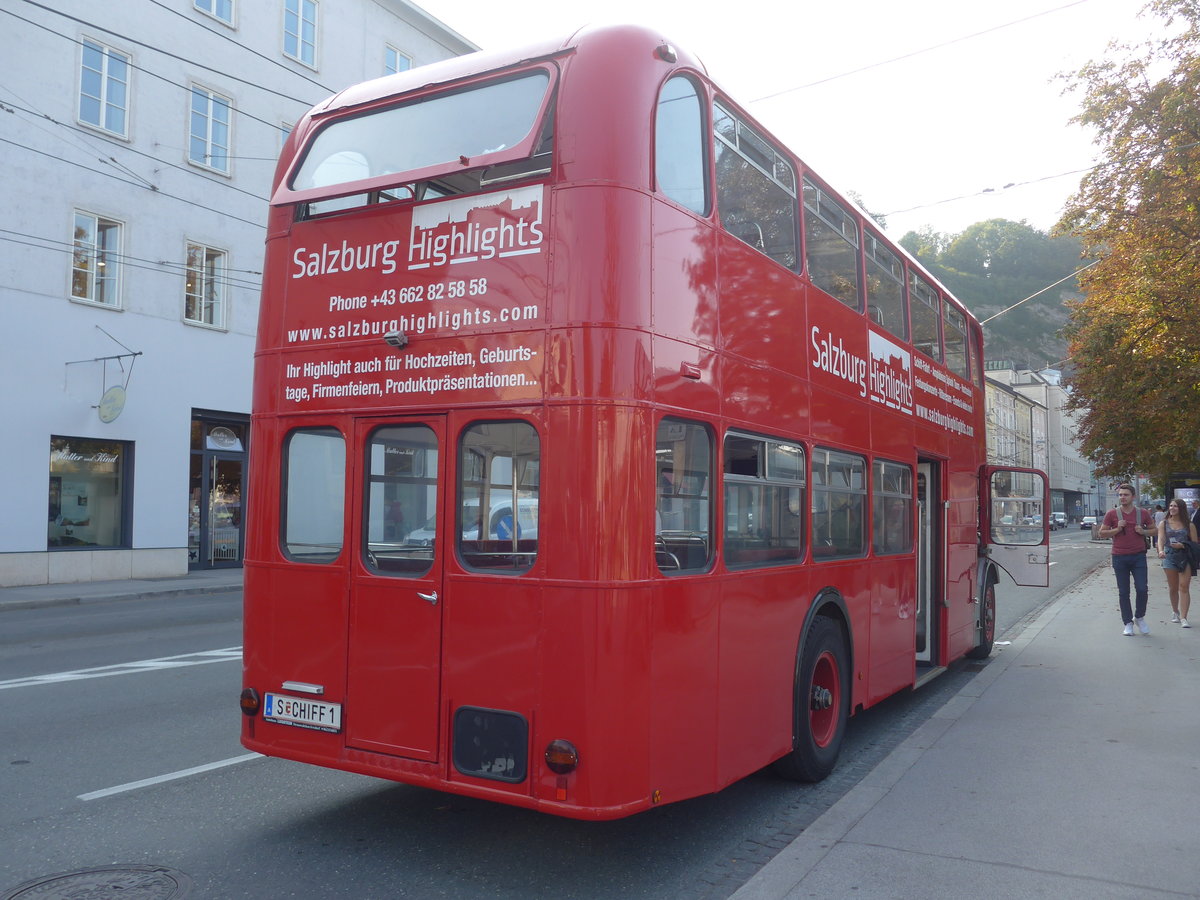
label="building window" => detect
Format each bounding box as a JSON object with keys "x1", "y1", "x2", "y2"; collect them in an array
[
  {"x1": 49, "y1": 437, "x2": 131, "y2": 549},
  {"x1": 184, "y1": 243, "x2": 227, "y2": 328},
  {"x1": 385, "y1": 45, "x2": 411, "y2": 75},
  {"x1": 189, "y1": 86, "x2": 231, "y2": 173},
  {"x1": 79, "y1": 39, "x2": 129, "y2": 136},
  {"x1": 72, "y1": 211, "x2": 121, "y2": 307},
  {"x1": 195, "y1": 0, "x2": 234, "y2": 25},
  {"x1": 284, "y1": 0, "x2": 318, "y2": 67}
]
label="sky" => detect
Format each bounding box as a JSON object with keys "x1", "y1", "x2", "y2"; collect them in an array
[{"x1": 412, "y1": 0, "x2": 1162, "y2": 240}]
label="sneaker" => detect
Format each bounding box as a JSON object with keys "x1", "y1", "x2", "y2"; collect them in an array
[
  {"x1": 1123, "y1": 622, "x2": 1135, "y2": 636},
  {"x1": 1182, "y1": 618, "x2": 1191, "y2": 628},
  {"x1": 1171, "y1": 612, "x2": 1181, "y2": 623},
  {"x1": 1136, "y1": 617, "x2": 1150, "y2": 635}
]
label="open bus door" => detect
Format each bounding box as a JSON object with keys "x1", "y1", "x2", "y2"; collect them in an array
[{"x1": 983, "y1": 466, "x2": 1050, "y2": 587}]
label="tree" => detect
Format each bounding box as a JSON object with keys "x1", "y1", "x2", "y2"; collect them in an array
[
  {"x1": 1057, "y1": 0, "x2": 1200, "y2": 479},
  {"x1": 899, "y1": 220, "x2": 1081, "y2": 368}
]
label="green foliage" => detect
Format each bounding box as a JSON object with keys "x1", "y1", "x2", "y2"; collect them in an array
[
  {"x1": 1056, "y1": 0, "x2": 1200, "y2": 478},
  {"x1": 899, "y1": 219, "x2": 1082, "y2": 369}
]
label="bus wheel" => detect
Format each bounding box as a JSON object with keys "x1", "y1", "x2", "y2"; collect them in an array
[
  {"x1": 773, "y1": 616, "x2": 848, "y2": 783},
  {"x1": 966, "y1": 578, "x2": 996, "y2": 660}
]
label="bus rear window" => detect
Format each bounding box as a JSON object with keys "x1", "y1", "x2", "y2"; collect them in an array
[
  {"x1": 282, "y1": 428, "x2": 345, "y2": 563},
  {"x1": 458, "y1": 421, "x2": 540, "y2": 573},
  {"x1": 291, "y1": 71, "x2": 551, "y2": 193}
]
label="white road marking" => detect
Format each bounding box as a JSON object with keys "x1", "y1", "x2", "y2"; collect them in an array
[
  {"x1": 78, "y1": 753, "x2": 262, "y2": 801},
  {"x1": 0, "y1": 648, "x2": 242, "y2": 690}
]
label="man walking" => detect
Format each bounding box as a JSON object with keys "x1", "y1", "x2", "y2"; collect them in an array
[{"x1": 1098, "y1": 483, "x2": 1154, "y2": 635}]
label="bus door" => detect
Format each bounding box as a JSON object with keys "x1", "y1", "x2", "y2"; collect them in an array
[
  {"x1": 346, "y1": 417, "x2": 446, "y2": 761},
  {"x1": 983, "y1": 466, "x2": 1050, "y2": 587},
  {"x1": 915, "y1": 462, "x2": 940, "y2": 664}
]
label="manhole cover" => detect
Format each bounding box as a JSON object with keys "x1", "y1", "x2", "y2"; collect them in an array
[{"x1": 1, "y1": 865, "x2": 192, "y2": 899}]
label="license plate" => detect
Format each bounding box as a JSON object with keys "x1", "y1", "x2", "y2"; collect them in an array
[{"x1": 264, "y1": 693, "x2": 342, "y2": 733}]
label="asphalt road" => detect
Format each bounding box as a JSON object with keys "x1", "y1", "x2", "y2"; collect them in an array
[{"x1": 0, "y1": 532, "x2": 1108, "y2": 898}]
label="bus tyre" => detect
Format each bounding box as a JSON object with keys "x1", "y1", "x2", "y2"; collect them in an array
[
  {"x1": 966, "y1": 577, "x2": 997, "y2": 660},
  {"x1": 774, "y1": 616, "x2": 849, "y2": 783}
]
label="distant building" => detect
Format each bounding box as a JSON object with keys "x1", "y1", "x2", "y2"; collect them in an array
[
  {"x1": 985, "y1": 366, "x2": 1091, "y2": 520},
  {"x1": 2, "y1": 1, "x2": 475, "y2": 586}
]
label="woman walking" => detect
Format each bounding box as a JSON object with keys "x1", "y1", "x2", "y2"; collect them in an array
[{"x1": 1157, "y1": 498, "x2": 1198, "y2": 627}]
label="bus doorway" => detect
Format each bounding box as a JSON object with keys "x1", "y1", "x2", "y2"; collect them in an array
[
  {"x1": 916, "y1": 462, "x2": 940, "y2": 665},
  {"x1": 347, "y1": 418, "x2": 445, "y2": 761}
]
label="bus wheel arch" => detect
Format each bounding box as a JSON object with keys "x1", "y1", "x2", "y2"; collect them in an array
[
  {"x1": 966, "y1": 564, "x2": 998, "y2": 660},
  {"x1": 774, "y1": 592, "x2": 851, "y2": 783}
]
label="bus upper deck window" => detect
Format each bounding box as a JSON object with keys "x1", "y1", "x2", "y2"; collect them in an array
[
  {"x1": 713, "y1": 101, "x2": 797, "y2": 269},
  {"x1": 803, "y1": 180, "x2": 860, "y2": 309},
  {"x1": 291, "y1": 71, "x2": 551, "y2": 193},
  {"x1": 909, "y1": 272, "x2": 942, "y2": 364}
]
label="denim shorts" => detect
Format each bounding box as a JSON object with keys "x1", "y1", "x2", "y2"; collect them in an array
[{"x1": 1162, "y1": 550, "x2": 1191, "y2": 572}]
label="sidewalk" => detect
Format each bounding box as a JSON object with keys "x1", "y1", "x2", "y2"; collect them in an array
[
  {"x1": 733, "y1": 563, "x2": 1200, "y2": 899},
  {"x1": 0, "y1": 567, "x2": 243, "y2": 612}
]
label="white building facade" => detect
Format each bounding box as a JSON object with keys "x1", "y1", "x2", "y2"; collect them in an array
[
  {"x1": 1, "y1": 0, "x2": 475, "y2": 586},
  {"x1": 985, "y1": 366, "x2": 1091, "y2": 522}
]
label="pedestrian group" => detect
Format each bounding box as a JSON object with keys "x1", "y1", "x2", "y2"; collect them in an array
[{"x1": 1100, "y1": 484, "x2": 1200, "y2": 635}]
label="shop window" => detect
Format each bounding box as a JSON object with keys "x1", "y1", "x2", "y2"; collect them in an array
[{"x1": 48, "y1": 437, "x2": 131, "y2": 549}]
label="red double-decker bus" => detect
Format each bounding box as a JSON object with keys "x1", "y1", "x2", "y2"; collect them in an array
[{"x1": 239, "y1": 24, "x2": 1049, "y2": 820}]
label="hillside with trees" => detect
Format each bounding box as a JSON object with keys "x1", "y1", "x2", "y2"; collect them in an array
[{"x1": 898, "y1": 219, "x2": 1083, "y2": 371}]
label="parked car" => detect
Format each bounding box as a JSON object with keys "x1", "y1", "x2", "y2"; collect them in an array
[{"x1": 1080, "y1": 515, "x2": 1097, "y2": 530}]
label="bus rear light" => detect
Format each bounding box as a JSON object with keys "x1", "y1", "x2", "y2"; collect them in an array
[
  {"x1": 240, "y1": 687, "x2": 261, "y2": 717},
  {"x1": 656, "y1": 43, "x2": 677, "y2": 63},
  {"x1": 544, "y1": 739, "x2": 579, "y2": 774}
]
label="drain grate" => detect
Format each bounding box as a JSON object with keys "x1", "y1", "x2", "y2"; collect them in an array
[{"x1": 1, "y1": 865, "x2": 192, "y2": 900}]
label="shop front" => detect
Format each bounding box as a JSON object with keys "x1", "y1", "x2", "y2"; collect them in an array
[{"x1": 189, "y1": 412, "x2": 248, "y2": 569}]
